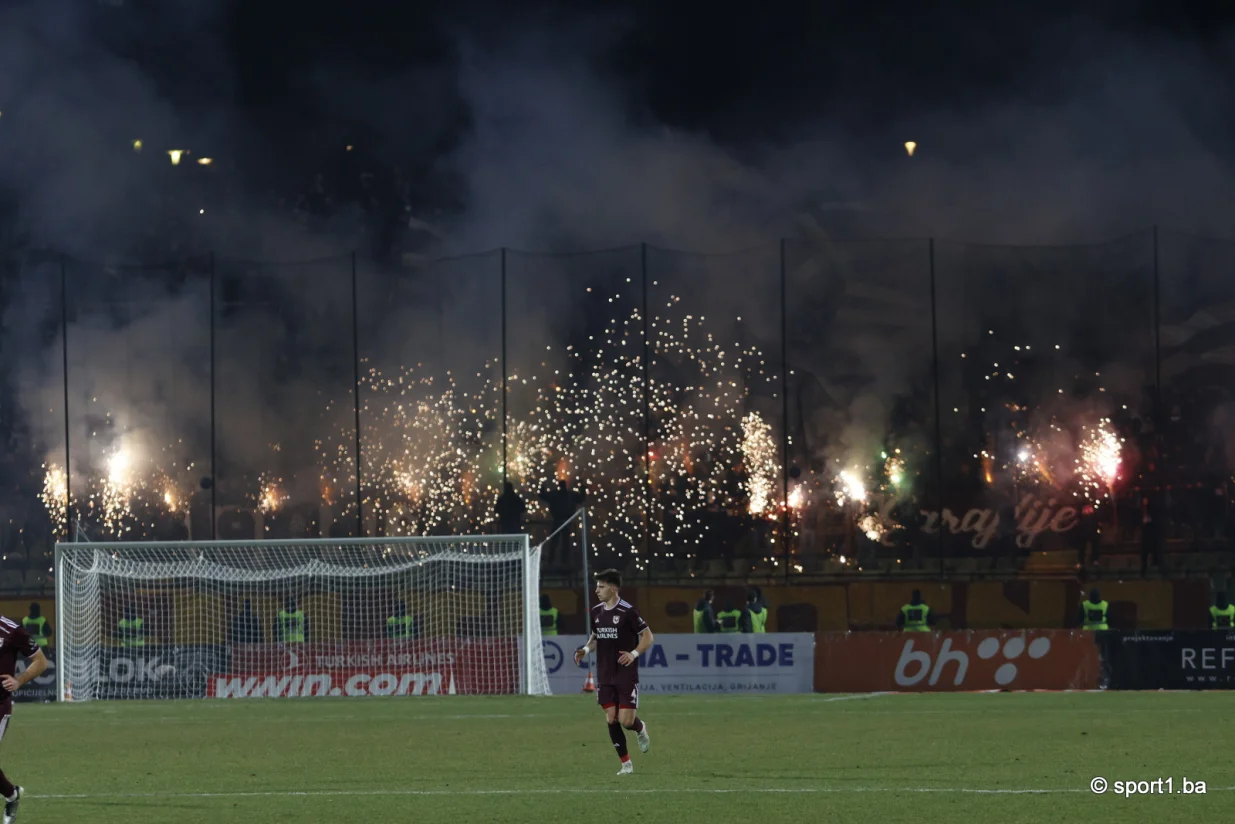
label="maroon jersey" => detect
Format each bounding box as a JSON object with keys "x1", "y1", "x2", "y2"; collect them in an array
[
  {"x1": 591, "y1": 599, "x2": 648, "y2": 687},
  {"x1": 0, "y1": 616, "x2": 38, "y2": 713}
]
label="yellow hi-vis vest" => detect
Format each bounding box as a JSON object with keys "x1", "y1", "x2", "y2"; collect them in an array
[
  {"x1": 387, "y1": 615, "x2": 414, "y2": 639},
  {"x1": 539, "y1": 607, "x2": 559, "y2": 635},
  {"x1": 1211, "y1": 605, "x2": 1235, "y2": 629},
  {"x1": 1082, "y1": 600, "x2": 1109, "y2": 630},
  {"x1": 278, "y1": 609, "x2": 305, "y2": 643},
  {"x1": 22, "y1": 616, "x2": 48, "y2": 647},
  {"x1": 118, "y1": 617, "x2": 145, "y2": 647},
  {"x1": 716, "y1": 609, "x2": 741, "y2": 632},
  {"x1": 900, "y1": 603, "x2": 930, "y2": 631},
  {"x1": 748, "y1": 608, "x2": 768, "y2": 633}
]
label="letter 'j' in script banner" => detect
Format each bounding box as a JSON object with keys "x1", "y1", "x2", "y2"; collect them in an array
[
  {"x1": 539, "y1": 633, "x2": 816, "y2": 696},
  {"x1": 815, "y1": 631, "x2": 1100, "y2": 692}
]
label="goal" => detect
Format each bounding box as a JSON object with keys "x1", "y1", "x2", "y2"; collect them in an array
[{"x1": 53, "y1": 535, "x2": 551, "y2": 701}]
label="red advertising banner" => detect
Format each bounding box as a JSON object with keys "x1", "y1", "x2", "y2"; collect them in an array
[
  {"x1": 815, "y1": 630, "x2": 1100, "y2": 692},
  {"x1": 207, "y1": 639, "x2": 518, "y2": 698}
]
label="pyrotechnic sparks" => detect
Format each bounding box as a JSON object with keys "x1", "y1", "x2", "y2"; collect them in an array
[
  {"x1": 1077, "y1": 418, "x2": 1122, "y2": 499},
  {"x1": 740, "y1": 412, "x2": 778, "y2": 515},
  {"x1": 833, "y1": 469, "x2": 868, "y2": 508},
  {"x1": 40, "y1": 464, "x2": 68, "y2": 535},
  {"x1": 256, "y1": 473, "x2": 288, "y2": 514},
  {"x1": 313, "y1": 294, "x2": 782, "y2": 565}
]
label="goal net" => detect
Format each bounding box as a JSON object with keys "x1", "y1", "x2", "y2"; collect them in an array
[{"x1": 54, "y1": 535, "x2": 551, "y2": 701}]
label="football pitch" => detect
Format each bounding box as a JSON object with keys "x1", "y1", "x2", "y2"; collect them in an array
[{"x1": 7, "y1": 691, "x2": 1234, "y2": 823}]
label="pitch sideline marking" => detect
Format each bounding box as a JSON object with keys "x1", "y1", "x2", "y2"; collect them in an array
[{"x1": 29, "y1": 785, "x2": 1235, "y2": 800}]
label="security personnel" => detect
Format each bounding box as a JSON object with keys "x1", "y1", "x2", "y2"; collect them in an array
[
  {"x1": 22, "y1": 602, "x2": 50, "y2": 648},
  {"x1": 116, "y1": 603, "x2": 146, "y2": 647},
  {"x1": 694, "y1": 590, "x2": 719, "y2": 633},
  {"x1": 1079, "y1": 588, "x2": 1109, "y2": 630},
  {"x1": 539, "y1": 594, "x2": 559, "y2": 636},
  {"x1": 1211, "y1": 593, "x2": 1235, "y2": 630},
  {"x1": 896, "y1": 590, "x2": 934, "y2": 632},
  {"x1": 716, "y1": 601, "x2": 742, "y2": 633},
  {"x1": 740, "y1": 587, "x2": 768, "y2": 633},
  {"x1": 386, "y1": 600, "x2": 417, "y2": 640},
  {"x1": 277, "y1": 596, "x2": 306, "y2": 643}
]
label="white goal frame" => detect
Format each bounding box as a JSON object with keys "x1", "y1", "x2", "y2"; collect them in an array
[{"x1": 54, "y1": 534, "x2": 547, "y2": 701}]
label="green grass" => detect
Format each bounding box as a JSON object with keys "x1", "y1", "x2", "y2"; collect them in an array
[{"x1": 7, "y1": 691, "x2": 1235, "y2": 823}]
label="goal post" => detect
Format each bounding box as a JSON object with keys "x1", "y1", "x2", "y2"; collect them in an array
[{"x1": 53, "y1": 535, "x2": 551, "y2": 701}]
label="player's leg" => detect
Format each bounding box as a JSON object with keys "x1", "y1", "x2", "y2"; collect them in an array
[
  {"x1": 600, "y1": 687, "x2": 632, "y2": 773},
  {"x1": 617, "y1": 685, "x2": 649, "y2": 753},
  {"x1": 0, "y1": 715, "x2": 21, "y2": 824}
]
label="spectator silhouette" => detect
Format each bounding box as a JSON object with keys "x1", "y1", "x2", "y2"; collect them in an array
[
  {"x1": 495, "y1": 482, "x2": 527, "y2": 534},
  {"x1": 540, "y1": 479, "x2": 586, "y2": 567}
]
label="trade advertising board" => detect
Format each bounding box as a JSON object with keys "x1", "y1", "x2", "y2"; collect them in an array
[{"x1": 541, "y1": 633, "x2": 816, "y2": 695}]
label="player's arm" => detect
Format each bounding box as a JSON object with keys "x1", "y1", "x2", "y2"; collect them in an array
[
  {"x1": 0, "y1": 649, "x2": 47, "y2": 693},
  {"x1": 573, "y1": 633, "x2": 596, "y2": 665},
  {"x1": 618, "y1": 625, "x2": 653, "y2": 666}
]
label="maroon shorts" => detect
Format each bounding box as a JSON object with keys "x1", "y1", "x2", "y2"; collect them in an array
[{"x1": 597, "y1": 683, "x2": 639, "y2": 710}]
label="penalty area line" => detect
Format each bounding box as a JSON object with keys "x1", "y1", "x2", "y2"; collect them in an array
[{"x1": 31, "y1": 785, "x2": 1235, "y2": 800}]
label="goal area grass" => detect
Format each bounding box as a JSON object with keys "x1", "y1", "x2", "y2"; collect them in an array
[{"x1": 12, "y1": 691, "x2": 1234, "y2": 823}]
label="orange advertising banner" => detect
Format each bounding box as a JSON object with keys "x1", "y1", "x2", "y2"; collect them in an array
[{"x1": 815, "y1": 630, "x2": 1100, "y2": 692}]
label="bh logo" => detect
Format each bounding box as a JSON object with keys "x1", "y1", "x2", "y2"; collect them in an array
[{"x1": 894, "y1": 635, "x2": 1052, "y2": 687}]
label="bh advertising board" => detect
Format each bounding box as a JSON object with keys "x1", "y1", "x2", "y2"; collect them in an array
[{"x1": 540, "y1": 633, "x2": 815, "y2": 696}]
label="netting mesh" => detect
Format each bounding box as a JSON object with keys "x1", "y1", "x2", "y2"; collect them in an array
[{"x1": 55, "y1": 536, "x2": 549, "y2": 701}]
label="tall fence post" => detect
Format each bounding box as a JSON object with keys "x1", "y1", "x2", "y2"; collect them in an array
[
  {"x1": 208, "y1": 251, "x2": 217, "y2": 541},
  {"x1": 641, "y1": 243, "x2": 652, "y2": 580},
  {"x1": 928, "y1": 238, "x2": 944, "y2": 577},
  {"x1": 59, "y1": 255, "x2": 72, "y2": 541},
  {"x1": 780, "y1": 238, "x2": 791, "y2": 583},
  {"x1": 501, "y1": 248, "x2": 508, "y2": 488},
  {"x1": 351, "y1": 251, "x2": 364, "y2": 538}
]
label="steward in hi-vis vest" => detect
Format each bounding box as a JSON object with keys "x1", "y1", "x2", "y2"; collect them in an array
[
  {"x1": 387, "y1": 600, "x2": 417, "y2": 639},
  {"x1": 116, "y1": 603, "x2": 146, "y2": 647},
  {"x1": 694, "y1": 590, "x2": 719, "y2": 633},
  {"x1": 896, "y1": 590, "x2": 934, "y2": 632},
  {"x1": 1079, "y1": 589, "x2": 1109, "y2": 630},
  {"x1": 716, "y1": 602, "x2": 742, "y2": 633},
  {"x1": 22, "y1": 603, "x2": 49, "y2": 648},
  {"x1": 539, "y1": 594, "x2": 560, "y2": 636},
  {"x1": 740, "y1": 587, "x2": 768, "y2": 633},
  {"x1": 277, "y1": 596, "x2": 306, "y2": 643},
  {"x1": 1211, "y1": 593, "x2": 1235, "y2": 630}
]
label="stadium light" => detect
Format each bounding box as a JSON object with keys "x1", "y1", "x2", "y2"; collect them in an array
[
  {"x1": 197, "y1": 157, "x2": 213, "y2": 166},
  {"x1": 904, "y1": 141, "x2": 917, "y2": 157},
  {"x1": 168, "y1": 149, "x2": 185, "y2": 165}
]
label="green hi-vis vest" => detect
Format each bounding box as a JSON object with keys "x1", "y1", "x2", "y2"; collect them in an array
[
  {"x1": 539, "y1": 607, "x2": 559, "y2": 635},
  {"x1": 387, "y1": 615, "x2": 415, "y2": 639},
  {"x1": 22, "y1": 616, "x2": 48, "y2": 647},
  {"x1": 693, "y1": 609, "x2": 711, "y2": 633},
  {"x1": 1211, "y1": 605, "x2": 1235, "y2": 629},
  {"x1": 717, "y1": 609, "x2": 741, "y2": 632},
  {"x1": 278, "y1": 609, "x2": 305, "y2": 643},
  {"x1": 118, "y1": 617, "x2": 145, "y2": 647},
  {"x1": 748, "y1": 608, "x2": 768, "y2": 633},
  {"x1": 1082, "y1": 600, "x2": 1109, "y2": 631},
  {"x1": 901, "y1": 603, "x2": 930, "y2": 631}
]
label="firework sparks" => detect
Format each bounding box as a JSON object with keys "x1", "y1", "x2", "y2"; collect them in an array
[
  {"x1": 833, "y1": 469, "x2": 868, "y2": 508},
  {"x1": 1077, "y1": 418, "x2": 1122, "y2": 499},
  {"x1": 40, "y1": 464, "x2": 68, "y2": 535},
  {"x1": 740, "y1": 412, "x2": 778, "y2": 515}
]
